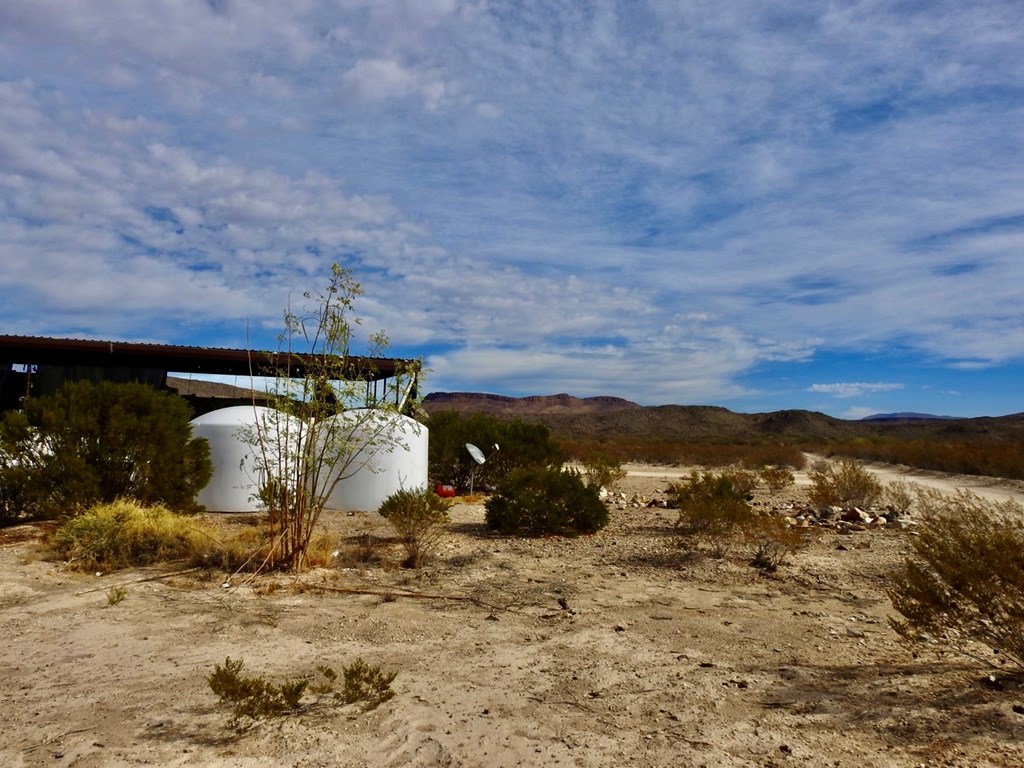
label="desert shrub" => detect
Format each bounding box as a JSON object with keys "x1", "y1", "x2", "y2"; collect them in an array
[
  {"x1": 884, "y1": 479, "x2": 917, "y2": 518},
  {"x1": 485, "y1": 466, "x2": 608, "y2": 536},
  {"x1": 887, "y1": 490, "x2": 1024, "y2": 672},
  {"x1": 208, "y1": 656, "x2": 395, "y2": 729},
  {"x1": 50, "y1": 499, "x2": 211, "y2": 572},
  {"x1": 0, "y1": 447, "x2": 31, "y2": 526},
  {"x1": 338, "y1": 657, "x2": 398, "y2": 711},
  {"x1": 746, "y1": 515, "x2": 807, "y2": 571},
  {"x1": 578, "y1": 449, "x2": 626, "y2": 491},
  {"x1": 377, "y1": 487, "x2": 452, "y2": 567},
  {"x1": 719, "y1": 466, "x2": 759, "y2": 498},
  {"x1": 671, "y1": 471, "x2": 756, "y2": 557},
  {"x1": 759, "y1": 466, "x2": 795, "y2": 493},
  {"x1": 0, "y1": 380, "x2": 211, "y2": 520},
  {"x1": 428, "y1": 411, "x2": 566, "y2": 492},
  {"x1": 807, "y1": 460, "x2": 882, "y2": 510},
  {"x1": 208, "y1": 657, "x2": 309, "y2": 728}
]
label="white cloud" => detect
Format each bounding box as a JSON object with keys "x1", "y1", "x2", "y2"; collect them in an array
[
  {"x1": 807, "y1": 383, "x2": 905, "y2": 398},
  {"x1": 341, "y1": 58, "x2": 449, "y2": 110}
]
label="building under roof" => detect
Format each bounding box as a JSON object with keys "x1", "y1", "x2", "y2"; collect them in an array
[{"x1": 0, "y1": 335, "x2": 419, "y2": 416}]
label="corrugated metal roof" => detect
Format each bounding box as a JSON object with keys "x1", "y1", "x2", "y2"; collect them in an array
[{"x1": 0, "y1": 335, "x2": 415, "y2": 381}]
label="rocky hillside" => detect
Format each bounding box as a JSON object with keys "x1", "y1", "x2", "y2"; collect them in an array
[{"x1": 422, "y1": 391, "x2": 1024, "y2": 442}]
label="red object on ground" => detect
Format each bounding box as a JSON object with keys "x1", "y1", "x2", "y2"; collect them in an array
[{"x1": 435, "y1": 484, "x2": 456, "y2": 498}]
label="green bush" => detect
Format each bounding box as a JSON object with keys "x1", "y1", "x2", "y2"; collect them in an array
[
  {"x1": 887, "y1": 490, "x2": 1024, "y2": 673},
  {"x1": 427, "y1": 411, "x2": 566, "y2": 492},
  {"x1": 0, "y1": 380, "x2": 211, "y2": 520},
  {"x1": 485, "y1": 466, "x2": 608, "y2": 536},
  {"x1": 0, "y1": 448, "x2": 31, "y2": 526},
  {"x1": 377, "y1": 487, "x2": 452, "y2": 567},
  {"x1": 671, "y1": 471, "x2": 756, "y2": 557},
  {"x1": 50, "y1": 499, "x2": 211, "y2": 572},
  {"x1": 807, "y1": 460, "x2": 882, "y2": 510}
]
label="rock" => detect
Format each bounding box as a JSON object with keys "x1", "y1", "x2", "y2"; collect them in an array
[{"x1": 841, "y1": 507, "x2": 872, "y2": 523}]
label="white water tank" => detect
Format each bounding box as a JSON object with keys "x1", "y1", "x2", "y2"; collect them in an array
[
  {"x1": 190, "y1": 406, "x2": 303, "y2": 512},
  {"x1": 324, "y1": 410, "x2": 428, "y2": 512}
]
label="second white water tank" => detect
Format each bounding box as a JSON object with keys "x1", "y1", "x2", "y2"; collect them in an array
[{"x1": 324, "y1": 409, "x2": 428, "y2": 511}]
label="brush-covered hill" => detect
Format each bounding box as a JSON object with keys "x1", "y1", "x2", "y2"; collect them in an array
[{"x1": 422, "y1": 391, "x2": 1024, "y2": 443}]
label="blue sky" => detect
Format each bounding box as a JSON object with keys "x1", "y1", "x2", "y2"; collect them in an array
[{"x1": 1, "y1": 1, "x2": 1022, "y2": 419}]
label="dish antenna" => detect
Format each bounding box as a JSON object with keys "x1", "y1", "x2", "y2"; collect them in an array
[
  {"x1": 466, "y1": 443, "x2": 486, "y2": 465},
  {"x1": 465, "y1": 442, "x2": 500, "y2": 494}
]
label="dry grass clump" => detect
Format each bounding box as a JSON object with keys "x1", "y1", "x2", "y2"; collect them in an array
[
  {"x1": 51, "y1": 499, "x2": 214, "y2": 572},
  {"x1": 48, "y1": 499, "x2": 339, "y2": 575}
]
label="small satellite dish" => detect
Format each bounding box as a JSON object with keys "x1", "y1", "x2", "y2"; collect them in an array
[{"x1": 466, "y1": 443, "x2": 486, "y2": 465}]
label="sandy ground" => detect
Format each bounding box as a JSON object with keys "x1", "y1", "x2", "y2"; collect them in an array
[{"x1": 2, "y1": 461, "x2": 1024, "y2": 768}]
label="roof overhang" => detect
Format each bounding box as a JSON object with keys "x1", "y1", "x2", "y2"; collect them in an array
[{"x1": 0, "y1": 335, "x2": 415, "y2": 382}]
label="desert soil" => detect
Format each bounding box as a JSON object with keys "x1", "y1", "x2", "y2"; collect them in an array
[{"x1": 2, "y1": 461, "x2": 1024, "y2": 768}]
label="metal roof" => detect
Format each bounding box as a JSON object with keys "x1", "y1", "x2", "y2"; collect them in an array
[{"x1": 0, "y1": 335, "x2": 415, "y2": 382}]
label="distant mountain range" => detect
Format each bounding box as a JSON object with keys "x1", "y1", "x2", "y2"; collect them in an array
[
  {"x1": 860, "y1": 412, "x2": 958, "y2": 421},
  {"x1": 422, "y1": 392, "x2": 1024, "y2": 442}
]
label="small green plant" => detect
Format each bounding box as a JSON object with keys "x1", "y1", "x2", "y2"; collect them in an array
[
  {"x1": 377, "y1": 487, "x2": 452, "y2": 568},
  {"x1": 339, "y1": 657, "x2": 398, "y2": 711},
  {"x1": 208, "y1": 656, "x2": 396, "y2": 729},
  {"x1": 207, "y1": 657, "x2": 308, "y2": 728},
  {"x1": 759, "y1": 466, "x2": 795, "y2": 494},
  {"x1": 51, "y1": 499, "x2": 212, "y2": 572},
  {"x1": 485, "y1": 466, "x2": 609, "y2": 536},
  {"x1": 671, "y1": 471, "x2": 755, "y2": 557},
  {"x1": 105, "y1": 585, "x2": 128, "y2": 606},
  {"x1": 807, "y1": 460, "x2": 882, "y2": 510},
  {"x1": 887, "y1": 490, "x2": 1024, "y2": 673}
]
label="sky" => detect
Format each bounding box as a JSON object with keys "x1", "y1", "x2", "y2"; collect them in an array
[{"x1": 1, "y1": 1, "x2": 1022, "y2": 419}]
